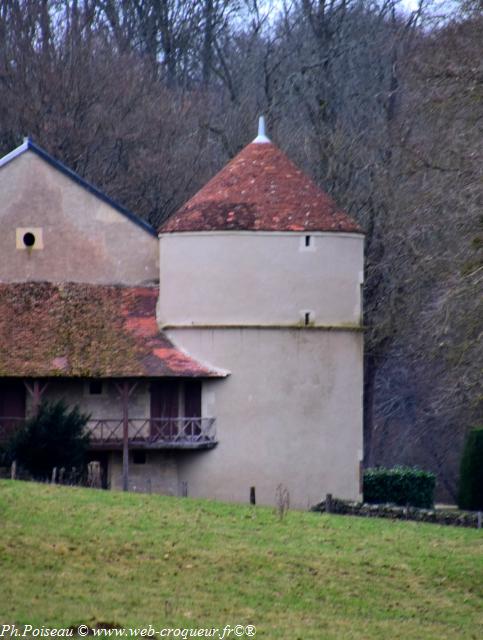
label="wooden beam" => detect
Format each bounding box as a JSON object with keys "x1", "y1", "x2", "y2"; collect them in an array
[
  {"x1": 23, "y1": 379, "x2": 49, "y2": 415},
  {"x1": 115, "y1": 380, "x2": 137, "y2": 492},
  {"x1": 122, "y1": 382, "x2": 129, "y2": 492}
]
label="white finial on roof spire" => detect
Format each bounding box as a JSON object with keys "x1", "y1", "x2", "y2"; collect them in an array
[{"x1": 253, "y1": 115, "x2": 271, "y2": 144}]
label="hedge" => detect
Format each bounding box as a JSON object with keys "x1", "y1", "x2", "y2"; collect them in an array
[
  {"x1": 363, "y1": 466, "x2": 435, "y2": 509},
  {"x1": 458, "y1": 427, "x2": 483, "y2": 511}
]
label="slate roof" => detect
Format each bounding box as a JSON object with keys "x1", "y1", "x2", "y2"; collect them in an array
[
  {"x1": 160, "y1": 140, "x2": 362, "y2": 234},
  {"x1": 0, "y1": 139, "x2": 157, "y2": 237},
  {"x1": 0, "y1": 284, "x2": 226, "y2": 378}
]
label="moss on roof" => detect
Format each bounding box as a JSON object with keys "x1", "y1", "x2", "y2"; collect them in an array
[{"x1": 0, "y1": 283, "x2": 224, "y2": 378}]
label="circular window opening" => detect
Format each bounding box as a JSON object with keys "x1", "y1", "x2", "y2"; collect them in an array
[{"x1": 23, "y1": 232, "x2": 36, "y2": 248}]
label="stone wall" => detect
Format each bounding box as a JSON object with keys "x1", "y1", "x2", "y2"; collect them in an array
[{"x1": 311, "y1": 497, "x2": 482, "y2": 528}]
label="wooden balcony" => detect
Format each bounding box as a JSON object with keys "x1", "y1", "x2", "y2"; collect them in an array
[
  {"x1": 86, "y1": 417, "x2": 217, "y2": 450},
  {"x1": 0, "y1": 417, "x2": 217, "y2": 450}
]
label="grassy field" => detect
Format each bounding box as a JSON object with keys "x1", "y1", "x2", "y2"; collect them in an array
[{"x1": 0, "y1": 480, "x2": 482, "y2": 639}]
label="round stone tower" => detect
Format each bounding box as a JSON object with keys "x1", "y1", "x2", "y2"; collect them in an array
[{"x1": 158, "y1": 118, "x2": 365, "y2": 508}]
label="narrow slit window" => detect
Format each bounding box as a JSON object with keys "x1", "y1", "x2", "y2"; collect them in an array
[
  {"x1": 305, "y1": 235, "x2": 311, "y2": 247},
  {"x1": 89, "y1": 380, "x2": 103, "y2": 395}
]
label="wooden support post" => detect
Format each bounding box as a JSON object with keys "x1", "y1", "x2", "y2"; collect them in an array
[
  {"x1": 121, "y1": 381, "x2": 129, "y2": 492},
  {"x1": 326, "y1": 493, "x2": 333, "y2": 514},
  {"x1": 10, "y1": 460, "x2": 16, "y2": 480},
  {"x1": 114, "y1": 380, "x2": 138, "y2": 493},
  {"x1": 24, "y1": 380, "x2": 49, "y2": 415},
  {"x1": 250, "y1": 486, "x2": 256, "y2": 505},
  {"x1": 33, "y1": 380, "x2": 41, "y2": 413},
  {"x1": 478, "y1": 512, "x2": 482, "y2": 530},
  {"x1": 51, "y1": 467, "x2": 57, "y2": 484}
]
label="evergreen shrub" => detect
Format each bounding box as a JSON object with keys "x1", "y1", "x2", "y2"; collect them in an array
[
  {"x1": 9, "y1": 400, "x2": 90, "y2": 480},
  {"x1": 458, "y1": 428, "x2": 483, "y2": 510},
  {"x1": 363, "y1": 466, "x2": 435, "y2": 508}
]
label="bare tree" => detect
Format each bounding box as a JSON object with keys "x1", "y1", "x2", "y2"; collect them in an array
[{"x1": 0, "y1": 0, "x2": 480, "y2": 499}]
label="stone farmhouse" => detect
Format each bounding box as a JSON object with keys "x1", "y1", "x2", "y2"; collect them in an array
[{"x1": 0, "y1": 120, "x2": 364, "y2": 508}]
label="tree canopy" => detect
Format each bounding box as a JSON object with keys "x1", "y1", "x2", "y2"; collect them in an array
[{"x1": 1, "y1": 0, "x2": 481, "y2": 499}]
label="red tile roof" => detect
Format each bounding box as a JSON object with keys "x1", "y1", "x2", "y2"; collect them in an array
[
  {"x1": 0, "y1": 284, "x2": 226, "y2": 378},
  {"x1": 160, "y1": 141, "x2": 362, "y2": 233}
]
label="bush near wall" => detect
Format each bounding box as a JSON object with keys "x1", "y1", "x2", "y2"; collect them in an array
[
  {"x1": 8, "y1": 400, "x2": 90, "y2": 480},
  {"x1": 363, "y1": 466, "x2": 435, "y2": 509},
  {"x1": 458, "y1": 428, "x2": 483, "y2": 511}
]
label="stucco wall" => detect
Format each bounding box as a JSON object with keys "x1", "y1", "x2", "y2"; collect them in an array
[
  {"x1": 29, "y1": 379, "x2": 150, "y2": 420},
  {"x1": 159, "y1": 232, "x2": 363, "y2": 326},
  {"x1": 167, "y1": 327, "x2": 363, "y2": 509},
  {"x1": 0, "y1": 152, "x2": 158, "y2": 284},
  {"x1": 109, "y1": 451, "x2": 179, "y2": 494}
]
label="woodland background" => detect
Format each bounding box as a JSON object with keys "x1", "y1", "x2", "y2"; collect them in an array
[{"x1": 0, "y1": 0, "x2": 481, "y2": 500}]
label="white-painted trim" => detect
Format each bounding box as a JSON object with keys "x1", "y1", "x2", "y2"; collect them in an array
[
  {"x1": 0, "y1": 141, "x2": 29, "y2": 169},
  {"x1": 16, "y1": 227, "x2": 44, "y2": 250}
]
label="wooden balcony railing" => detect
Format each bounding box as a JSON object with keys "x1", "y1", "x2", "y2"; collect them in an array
[
  {"x1": 85, "y1": 417, "x2": 217, "y2": 449},
  {"x1": 0, "y1": 417, "x2": 217, "y2": 450}
]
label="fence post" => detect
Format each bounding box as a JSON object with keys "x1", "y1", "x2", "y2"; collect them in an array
[
  {"x1": 326, "y1": 493, "x2": 333, "y2": 514},
  {"x1": 51, "y1": 467, "x2": 57, "y2": 484},
  {"x1": 10, "y1": 460, "x2": 16, "y2": 480},
  {"x1": 250, "y1": 486, "x2": 256, "y2": 505},
  {"x1": 87, "y1": 461, "x2": 102, "y2": 488},
  {"x1": 478, "y1": 512, "x2": 482, "y2": 530}
]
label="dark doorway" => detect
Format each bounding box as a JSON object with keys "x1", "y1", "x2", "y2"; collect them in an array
[
  {"x1": 185, "y1": 381, "x2": 202, "y2": 437},
  {"x1": 185, "y1": 381, "x2": 201, "y2": 417},
  {"x1": 150, "y1": 381, "x2": 179, "y2": 439},
  {"x1": 0, "y1": 381, "x2": 26, "y2": 441}
]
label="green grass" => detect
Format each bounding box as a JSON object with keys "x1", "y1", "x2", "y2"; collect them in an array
[{"x1": 0, "y1": 481, "x2": 482, "y2": 639}]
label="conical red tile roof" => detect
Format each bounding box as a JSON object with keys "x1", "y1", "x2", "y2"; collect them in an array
[{"x1": 160, "y1": 141, "x2": 362, "y2": 233}]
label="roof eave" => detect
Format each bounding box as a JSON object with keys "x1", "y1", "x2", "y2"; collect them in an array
[
  {"x1": 0, "y1": 138, "x2": 157, "y2": 238},
  {"x1": 0, "y1": 371, "x2": 229, "y2": 379}
]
